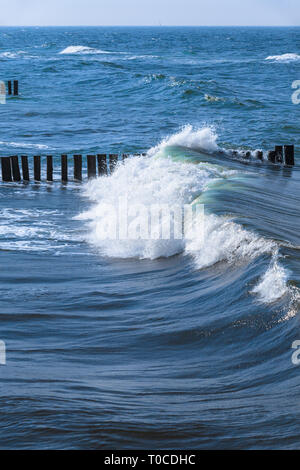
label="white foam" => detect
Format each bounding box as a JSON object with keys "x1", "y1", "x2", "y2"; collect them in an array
[
  {"x1": 251, "y1": 254, "x2": 289, "y2": 303},
  {"x1": 76, "y1": 154, "x2": 224, "y2": 260},
  {"x1": 265, "y1": 53, "x2": 300, "y2": 62},
  {"x1": 186, "y1": 213, "x2": 275, "y2": 270},
  {"x1": 59, "y1": 45, "x2": 110, "y2": 55}
]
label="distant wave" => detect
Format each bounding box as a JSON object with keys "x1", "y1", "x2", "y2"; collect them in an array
[
  {"x1": 204, "y1": 94, "x2": 225, "y2": 103},
  {"x1": 0, "y1": 50, "x2": 33, "y2": 59},
  {"x1": 0, "y1": 141, "x2": 49, "y2": 150},
  {"x1": 59, "y1": 45, "x2": 111, "y2": 55},
  {"x1": 265, "y1": 53, "x2": 300, "y2": 62}
]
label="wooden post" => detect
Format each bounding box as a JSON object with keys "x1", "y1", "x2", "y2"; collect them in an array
[
  {"x1": 47, "y1": 156, "x2": 53, "y2": 181},
  {"x1": 97, "y1": 154, "x2": 107, "y2": 176},
  {"x1": 109, "y1": 154, "x2": 118, "y2": 173},
  {"x1": 11, "y1": 156, "x2": 21, "y2": 182},
  {"x1": 61, "y1": 154, "x2": 68, "y2": 182},
  {"x1": 268, "y1": 150, "x2": 276, "y2": 163},
  {"x1": 7, "y1": 81, "x2": 12, "y2": 96},
  {"x1": 256, "y1": 151, "x2": 263, "y2": 160},
  {"x1": 284, "y1": 145, "x2": 295, "y2": 166},
  {"x1": 275, "y1": 145, "x2": 283, "y2": 163},
  {"x1": 21, "y1": 156, "x2": 29, "y2": 181},
  {"x1": 13, "y1": 80, "x2": 18, "y2": 96},
  {"x1": 87, "y1": 155, "x2": 96, "y2": 179},
  {"x1": 1, "y1": 157, "x2": 12, "y2": 182},
  {"x1": 34, "y1": 156, "x2": 41, "y2": 181},
  {"x1": 74, "y1": 155, "x2": 82, "y2": 181}
]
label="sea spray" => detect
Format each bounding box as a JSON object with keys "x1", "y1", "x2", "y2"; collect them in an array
[{"x1": 148, "y1": 125, "x2": 219, "y2": 157}]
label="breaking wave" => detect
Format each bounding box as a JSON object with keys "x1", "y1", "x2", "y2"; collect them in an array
[
  {"x1": 59, "y1": 45, "x2": 111, "y2": 55},
  {"x1": 77, "y1": 126, "x2": 291, "y2": 304}
]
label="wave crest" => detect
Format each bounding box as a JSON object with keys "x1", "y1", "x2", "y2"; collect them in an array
[
  {"x1": 265, "y1": 53, "x2": 300, "y2": 62},
  {"x1": 59, "y1": 45, "x2": 110, "y2": 55}
]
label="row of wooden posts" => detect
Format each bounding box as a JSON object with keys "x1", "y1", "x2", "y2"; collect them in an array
[
  {"x1": 7, "y1": 80, "x2": 19, "y2": 96},
  {"x1": 232, "y1": 145, "x2": 295, "y2": 166},
  {"x1": 0, "y1": 145, "x2": 295, "y2": 183},
  {"x1": 0, "y1": 154, "x2": 141, "y2": 183}
]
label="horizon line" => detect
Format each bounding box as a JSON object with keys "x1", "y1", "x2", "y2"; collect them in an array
[{"x1": 0, "y1": 24, "x2": 299, "y2": 28}]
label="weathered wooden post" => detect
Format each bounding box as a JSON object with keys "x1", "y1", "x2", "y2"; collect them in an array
[
  {"x1": 21, "y1": 156, "x2": 29, "y2": 181},
  {"x1": 13, "y1": 80, "x2": 18, "y2": 96},
  {"x1": 7, "y1": 81, "x2": 12, "y2": 96},
  {"x1": 47, "y1": 156, "x2": 53, "y2": 181},
  {"x1": 256, "y1": 151, "x2": 263, "y2": 160},
  {"x1": 284, "y1": 145, "x2": 295, "y2": 166},
  {"x1": 34, "y1": 156, "x2": 41, "y2": 181},
  {"x1": 87, "y1": 155, "x2": 96, "y2": 179},
  {"x1": 275, "y1": 145, "x2": 283, "y2": 163},
  {"x1": 11, "y1": 156, "x2": 21, "y2": 182},
  {"x1": 109, "y1": 154, "x2": 118, "y2": 173},
  {"x1": 97, "y1": 154, "x2": 107, "y2": 176},
  {"x1": 1, "y1": 157, "x2": 12, "y2": 182},
  {"x1": 61, "y1": 154, "x2": 68, "y2": 182},
  {"x1": 74, "y1": 155, "x2": 82, "y2": 181},
  {"x1": 268, "y1": 150, "x2": 276, "y2": 163}
]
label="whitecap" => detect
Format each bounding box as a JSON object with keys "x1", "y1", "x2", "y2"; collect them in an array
[
  {"x1": 265, "y1": 53, "x2": 300, "y2": 62},
  {"x1": 59, "y1": 45, "x2": 110, "y2": 55}
]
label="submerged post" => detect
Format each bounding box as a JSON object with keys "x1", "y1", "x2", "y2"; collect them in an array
[
  {"x1": 13, "y1": 80, "x2": 18, "y2": 96},
  {"x1": 87, "y1": 155, "x2": 96, "y2": 179},
  {"x1": 1, "y1": 157, "x2": 12, "y2": 182},
  {"x1": 109, "y1": 154, "x2": 118, "y2": 173},
  {"x1": 47, "y1": 156, "x2": 53, "y2": 181},
  {"x1": 275, "y1": 145, "x2": 283, "y2": 163},
  {"x1": 256, "y1": 151, "x2": 263, "y2": 160},
  {"x1": 61, "y1": 154, "x2": 68, "y2": 182},
  {"x1": 7, "y1": 81, "x2": 12, "y2": 96},
  {"x1": 11, "y1": 156, "x2": 21, "y2": 182},
  {"x1": 74, "y1": 155, "x2": 82, "y2": 181},
  {"x1": 267, "y1": 150, "x2": 276, "y2": 163},
  {"x1": 97, "y1": 154, "x2": 107, "y2": 176},
  {"x1": 34, "y1": 156, "x2": 41, "y2": 181},
  {"x1": 21, "y1": 156, "x2": 29, "y2": 181},
  {"x1": 284, "y1": 145, "x2": 295, "y2": 166}
]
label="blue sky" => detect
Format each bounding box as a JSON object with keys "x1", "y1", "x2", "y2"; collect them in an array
[{"x1": 0, "y1": 0, "x2": 299, "y2": 26}]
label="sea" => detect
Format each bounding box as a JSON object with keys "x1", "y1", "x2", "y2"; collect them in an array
[{"x1": 0, "y1": 26, "x2": 300, "y2": 449}]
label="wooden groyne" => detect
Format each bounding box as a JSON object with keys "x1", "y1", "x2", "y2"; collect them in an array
[
  {"x1": 0, "y1": 153, "x2": 143, "y2": 183},
  {"x1": 0, "y1": 145, "x2": 295, "y2": 183},
  {"x1": 7, "y1": 80, "x2": 19, "y2": 96}
]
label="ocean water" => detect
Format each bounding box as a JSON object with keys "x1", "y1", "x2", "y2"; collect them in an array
[{"x1": 0, "y1": 26, "x2": 300, "y2": 450}]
